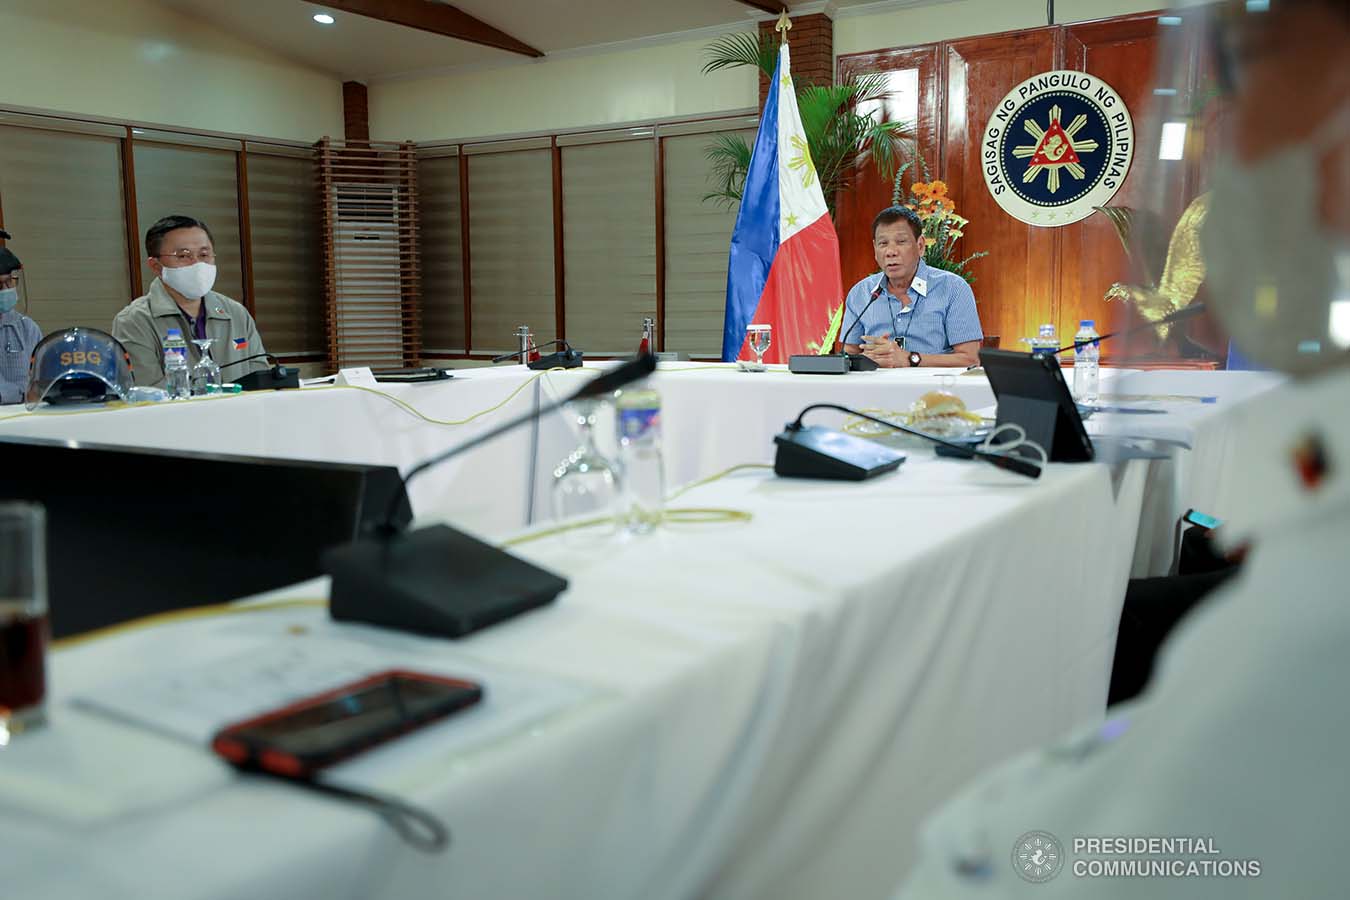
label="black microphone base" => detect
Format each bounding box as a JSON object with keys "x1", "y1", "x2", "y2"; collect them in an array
[
  {"x1": 788, "y1": 355, "x2": 850, "y2": 375},
  {"x1": 528, "y1": 349, "x2": 583, "y2": 370},
  {"x1": 235, "y1": 366, "x2": 300, "y2": 391},
  {"x1": 322, "y1": 524, "x2": 568, "y2": 638},
  {"x1": 787, "y1": 354, "x2": 878, "y2": 374},
  {"x1": 773, "y1": 425, "x2": 906, "y2": 480}
]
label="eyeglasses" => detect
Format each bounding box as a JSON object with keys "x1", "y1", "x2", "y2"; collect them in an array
[{"x1": 157, "y1": 249, "x2": 216, "y2": 264}]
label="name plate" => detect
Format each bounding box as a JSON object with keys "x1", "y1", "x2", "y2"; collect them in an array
[{"x1": 335, "y1": 367, "x2": 379, "y2": 388}]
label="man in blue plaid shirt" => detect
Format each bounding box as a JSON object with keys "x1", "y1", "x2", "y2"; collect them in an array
[
  {"x1": 0, "y1": 233, "x2": 42, "y2": 405},
  {"x1": 840, "y1": 206, "x2": 983, "y2": 368}
]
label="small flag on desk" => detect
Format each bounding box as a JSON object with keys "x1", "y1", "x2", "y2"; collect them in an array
[
  {"x1": 721, "y1": 40, "x2": 842, "y2": 364},
  {"x1": 233, "y1": 337, "x2": 248, "y2": 351}
]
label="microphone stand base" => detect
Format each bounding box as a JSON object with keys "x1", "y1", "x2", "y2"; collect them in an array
[
  {"x1": 773, "y1": 425, "x2": 906, "y2": 480},
  {"x1": 323, "y1": 524, "x2": 569, "y2": 638}
]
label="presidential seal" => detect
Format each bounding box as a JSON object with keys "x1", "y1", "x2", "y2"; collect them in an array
[
  {"x1": 1012, "y1": 830, "x2": 1065, "y2": 883},
  {"x1": 981, "y1": 70, "x2": 1134, "y2": 227}
]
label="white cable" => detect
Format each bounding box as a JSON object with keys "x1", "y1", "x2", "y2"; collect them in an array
[{"x1": 979, "y1": 422, "x2": 1049, "y2": 471}]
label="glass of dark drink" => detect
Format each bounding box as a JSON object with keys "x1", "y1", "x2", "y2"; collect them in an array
[{"x1": 1, "y1": 503, "x2": 47, "y2": 739}]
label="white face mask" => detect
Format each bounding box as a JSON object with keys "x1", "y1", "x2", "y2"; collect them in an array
[
  {"x1": 159, "y1": 261, "x2": 217, "y2": 299},
  {"x1": 0, "y1": 287, "x2": 17, "y2": 314},
  {"x1": 1200, "y1": 109, "x2": 1350, "y2": 376}
]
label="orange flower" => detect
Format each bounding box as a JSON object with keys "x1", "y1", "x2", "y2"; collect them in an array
[
  {"x1": 911, "y1": 181, "x2": 933, "y2": 200},
  {"x1": 928, "y1": 180, "x2": 949, "y2": 198}
]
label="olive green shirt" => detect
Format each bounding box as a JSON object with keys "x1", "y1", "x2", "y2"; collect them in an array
[{"x1": 112, "y1": 278, "x2": 269, "y2": 388}]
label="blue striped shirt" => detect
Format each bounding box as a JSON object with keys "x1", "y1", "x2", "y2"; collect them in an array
[
  {"x1": 0, "y1": 310, "x2": 41, "y2": 405},
  {"x1": 840, "y1": 261, "x2": 982, "y2": 355}
]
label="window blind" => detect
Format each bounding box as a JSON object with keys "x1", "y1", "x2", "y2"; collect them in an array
[
  {"x1": 418, "y1": 154, "x2": 465, "y2": 355},
  {"x1": 0, "y1": 124, "x2": 130, "y2": 335},
  {"x1": 467, "y1": 149, "x2": 554, "y2": 354},
  {"x1": 133, "y1": 142, "x2": 245, "y2": 304},
  {"x1": 561, "y1": 139, "x2": 656, "y2": 355},
  {"x1": 660, "y1": 130, "x2": 755, "y2": 357},
  {"x1": 246, "y1": 150, "x2": 324, "y2": 358}
]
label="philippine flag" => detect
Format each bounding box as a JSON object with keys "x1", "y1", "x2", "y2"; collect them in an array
[{"x1": 721, "y1": 42, "x2": 842, "y2": 364}]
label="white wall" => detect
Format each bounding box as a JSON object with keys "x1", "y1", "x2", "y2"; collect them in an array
[
  {"x1": 369, "y1": 0, "x2": 1162, "y2": 144},
  {"x1": 1, "y1": 0, "x2": 343, "y2": 142},
  {"x1": 368, "y1": 33, "x2": 757, "y2": 143},
  {"x1": 834, "y1": 0, "x2": 1163, "y2": 55}
]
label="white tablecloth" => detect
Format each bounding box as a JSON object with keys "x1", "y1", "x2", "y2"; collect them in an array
[
  {"x1": 1083, "y1": 370, "x2": 1284, "y2": 574},
  {"x1": 1, "y1": 452, "x2": 1146, "y2": 900}
]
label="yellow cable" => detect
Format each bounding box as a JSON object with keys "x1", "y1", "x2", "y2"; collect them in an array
[
  {"x1": 52, "y1": 597, "x2": 326, "y2": 651},
  {"x1": 666, "y1": 462, "x2": 773, "y2": 501},
  {"x1": 841, "y1": 408, "x2": 909, "y2": 436},
  {"x1": 502, "y1": 506, "x2": 752, "y2": 547}
]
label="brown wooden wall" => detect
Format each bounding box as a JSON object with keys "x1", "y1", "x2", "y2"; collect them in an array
[{"x1": 837, "y1": 10, "x2": 1209, "y2": 362}]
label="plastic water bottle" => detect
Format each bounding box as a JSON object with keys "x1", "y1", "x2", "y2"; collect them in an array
[
  {"x1": 1033, "y1": 323, "x2": 1058, "y2": 357},
  {"x1": 162, "y1": 328, "x2": 190, "y2": 400},
  {"x1": 1073, "y1": 320, "x2": 1100, "y2": 404},
  {"x1": 616, "y1": 383, "x2": 665, "y2": 534}
]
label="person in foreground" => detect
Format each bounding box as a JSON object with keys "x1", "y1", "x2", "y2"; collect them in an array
[
  {"x1": 840, "y1": 205, "x2": 982, "y2": 368},
  {"x1": 0, "y1": 232, "x2": 43, "y2": 405},
  {"x1": 112, "y1": 215, "x2": 269, "y2": 388},
  {"x1": 894, "y1": 1, "x2": 1350, "y2": 896}
]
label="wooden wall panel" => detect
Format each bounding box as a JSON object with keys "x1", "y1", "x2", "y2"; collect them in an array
[
  {"x1": 836, "y1": 45, "x2": 941, "y2": 298},
  {"x1": 1060, "y1": 13, "x2": 1163, "y2": 361},
  {"x1": 835, "y1": 9, "x2": 1206, "y2": 360},
  {"x1": 944, "y1": 28, "x2": 1057, "y2": 349}
]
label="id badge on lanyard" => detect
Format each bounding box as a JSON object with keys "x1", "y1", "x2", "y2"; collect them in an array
[{"x1": 892, "y1": 299, "x2": 915, "y2": 350}]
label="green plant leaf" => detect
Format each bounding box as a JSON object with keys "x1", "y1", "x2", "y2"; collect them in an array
[
  {"x1": 702, "y1": 132, "x2": 754, "y2": 210},
  {"x1": 702, "y1": 32, "x2": 777, "y2": 78}
]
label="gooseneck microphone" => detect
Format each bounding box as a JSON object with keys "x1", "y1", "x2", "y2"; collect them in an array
[
  {"x1": 1052, "y1": 303, "x2": 1207, "y2": 355},
  {"x1": 321, "y1": 354, "x2": 658, "y2": 640},
  {"x1": 491, "y1": 339, "x2": 583, "y2": 370},
  {"x1": 387, "y1": 354, "x2": 654, "y2": 528},
  {"x1": 218, "y1": 352, "x2": 285, "y2": 372},
  {"x1": 218, "y1": 352, "x2": 299, "y2": 391},
  {"x1": 838, "y1": 276, "x2": 886, "y2": 351}
]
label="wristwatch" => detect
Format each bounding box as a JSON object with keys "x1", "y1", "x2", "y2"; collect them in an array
[{"x1": 908, "y1": 351, "x2": 922, "y2": 367}]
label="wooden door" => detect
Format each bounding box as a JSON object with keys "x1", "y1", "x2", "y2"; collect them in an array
[
  {"x1": 1059, "y1": 13, "x2": 1166, "y2": 361},
  {"x1": 944, "y1": 28, "x2": 1057, "y2": 351},
  {"x1": 836, "y1": 45, "x2": 942, "y2": 298}
]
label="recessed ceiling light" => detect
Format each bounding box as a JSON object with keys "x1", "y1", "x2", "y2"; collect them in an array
[{"x1": 313, "y1": 13, "x2": 335, "y2": 25}]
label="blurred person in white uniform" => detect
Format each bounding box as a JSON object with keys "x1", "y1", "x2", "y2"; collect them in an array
[{"x1": 895, "y1": 1, "x2": 1350, "y2": 896}]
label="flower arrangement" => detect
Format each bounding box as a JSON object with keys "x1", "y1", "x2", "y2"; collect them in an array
[{"x1": 891, "y1": 157, "x2": 987, "y2": 284}]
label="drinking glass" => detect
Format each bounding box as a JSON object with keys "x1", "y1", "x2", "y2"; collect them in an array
[
  {"x1": 1, "y1": 503, "x2": 48, "y2": 740},
  {"x1": 551, "y1": 398, "x2": 622, "y2": 536},
  {"x1": 746, "y1": 324, "x2": 772, "y2": 369},
  {"x1": 191, "y1": 338, "x2": 222, "y2": 395}
]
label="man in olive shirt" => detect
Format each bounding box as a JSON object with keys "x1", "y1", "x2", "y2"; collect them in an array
[{"x1": 113, "y1": 215, "x2": 269, "y2": 388}]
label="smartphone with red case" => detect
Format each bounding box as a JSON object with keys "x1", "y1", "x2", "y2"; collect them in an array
[{"x1": 211, "y1": 670, "x2": 483, "y2": 778}]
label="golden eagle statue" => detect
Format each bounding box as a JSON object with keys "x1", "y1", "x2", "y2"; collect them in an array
[{"x1": 1095, "y1": 192, "x2": 1209, "y2": 341}]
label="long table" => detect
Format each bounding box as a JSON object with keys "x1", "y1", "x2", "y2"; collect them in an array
[
  {"x1": 0, "y1": 363, "x2": 998, "y2": 538},
  {"x1": 0, "y1": 362, "x2": 1277, "y2": 573},
  {"x1": 0, "y1": 363, "x2": 1280, "y2": 898},
  {"x1": 2, "y1": 450, "x2": 1146, "y2": 900}
]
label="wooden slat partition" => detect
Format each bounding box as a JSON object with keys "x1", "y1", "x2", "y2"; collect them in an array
[{"x1": 316, "y1": 138, "x2": 422, "y2": 371}]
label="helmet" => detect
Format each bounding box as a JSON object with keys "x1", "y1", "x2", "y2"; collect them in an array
[{"x1": 25, "y1": 328, "x2": 134, "y2": 410}]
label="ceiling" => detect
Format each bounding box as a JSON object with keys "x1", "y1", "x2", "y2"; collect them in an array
[{"x1": 157, "y1": 0, "x2": 900, "y2": 82}]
